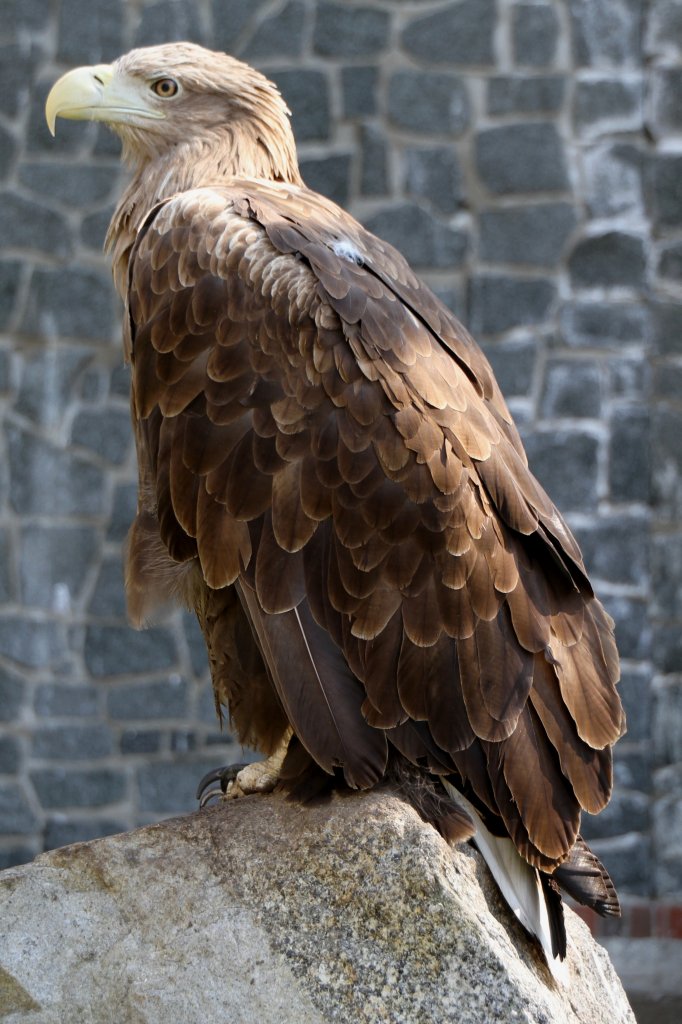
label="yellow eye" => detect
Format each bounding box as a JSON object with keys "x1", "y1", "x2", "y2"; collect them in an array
[{"x1": 152, "y1": 78, "x2": 179, "y2": 98}]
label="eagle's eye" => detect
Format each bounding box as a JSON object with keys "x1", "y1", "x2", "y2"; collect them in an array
[{"x1": 151, "y1": 77, "x2": 179, "y2": 98}]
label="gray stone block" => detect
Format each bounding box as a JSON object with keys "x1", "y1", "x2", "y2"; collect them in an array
[
  {"x1": 603, "y1": 595, "x2": 648, "y2": 662},
  {"x1": 71, "y1": 406, "x2": 132, "y2": 465},
  {"x1": 20, "y1": 525, "x2": 99, "y2": 611},
  {"x1": 609, "y1": 407, "x2": 650, "y2": 504},
  {"x1": 110, "y1": 362, "x2": 131, "y2": 398},
  {"x1": 652, "y1": 532, "x2": 682, "y2": 626},
  {"x1": 44, "y1": 818, "x2": 127, "y2": 851},
  {"x1": 31, "y1": 724, "x2": 113, "y2": 761},
  {"x1": 591, "y1": 833, "x2": 653, "y2": 896},
  {"x1": 646, "y1": 0, "x2": 682, "y2": 59},
  {"x1": 512, "y1": 3, "x2": 559, "y2": 67},
  {"x1": 480, "y1": 203, "x2": 577, "y2": 267},
  {"x1": 657, "y1": 241, "x2": 682, "y2": 283},
  {"x1": 618, "y1": 668, "x2": 651, "y2": 745},
  {"x1": 559, "y1": 301, "x2": 649, "y2": 350},
  {"x1": 404, "y1": 147, "x2": 463, "y2": 215},
  {"x1": 314, "y1": 2, "x2": 389, "y2": 57},
  {"x1": 648, "y1": 154, "x2": 682, "y2": 230},
  {"x1": 107, "y1": 677, "x2": 187, "y2": 721},
  {"x1": 16, "y1": 347, "x2": 91, "y2": 428},
  {"x1": 581, "y1": 791, "x2": 649, "y2": 842},
  {"x1": 540, "y1": 358, "x2": 602, "y2": 419},
  {"x1": 654, "y1": 679, "x2": 682, "y2": 766},
  {"x1": 7, "y1": 425, "x2": 106, "y2": 517},
  {"x1": 171, "y1": 731, "x2": 197, "y2": 753},
  {"x1": 583, "y1": 143, "x2": 644, "y2": 219},
  {"x1": 0, "y1": 736, "x2": 21, "y2": 774},
  {"x1": 21, "y1": 266, "x2": 115, "y2": 341},
  {"x1": 468, "y1": 275, "x2": 556, "y2": 336},
  {"x1": 651, "y1": 68, "x2": 682, "y2": 135},
  {"x1": 359, "y1": 126, "x2": 388, "y2": 197},
  {"x1": 0, "y1": 529, "x2": 12, "y2": 604},
  {"x1": 0, "y1": 43, "x2": 41, "y2": 119},
  {"x1": 0, "y1": 668, "x2": 24, "y2": 722},
  {"x1": 81, "y1": 207, "x2": 115, "y2": 250},
  {"x1": 33, "y1": 683, "x2": 100, "y2": 719},
  {"x1": 212, "y1": 0, "x2": 269, "y2": 53},
  {"x1": 613, "y1": 748, "x2": 652, "y2": 794},
  {"x1": 575, "y1": 515, "x2": 648, "y2": 587},
  {"x1": 89, "y1": 558, "x2": 127, "y2": 619},
  {"x1": 0, "y1": 125, "x2": 17, "y2": 181},
  {"x1": 522, "y1": 429, "x2": 599, "y2": 511},
  {"x1": 0, "y1": 847, "x2": 36, "y2": 870},
  {"x1": 107, "y1": 482, "x2": 137, "y2": 543},
  {"x1": 0, "y1": 192, "x2": 72, "y2": 260},
  {"x1": 362, "y1": 203, "x2": 468, "y2": 271},
  {"x1": 56, "y1": 0, "x2": 124, "y2": 64},
  {"x1": 0, "y1": 617, "x2": 66, "y2": 670},
  {"x1": 475, "y1": 123, "x2": 568, "y2": 195},
  {"x1": 480, "y1": 339, "x2": 537, "y2": 399},
  {"x1": 401, "y1": 0, "x2": 496, "y2": 67},
  {"x1": 30, "y1": 768, "x2": 127, "y2": 810},
  {"x1": 270, "y1": 70, "x2": 330, "y2": 143},
  {"x1": 134, "y1": 0, "x2": 205, "y2": 47},
  {"x1": 85, "y1": 626, "x2": 178, "y2": 678},
  {"x1": 568, "y1": 232, "x2": 646, "y2": 289},
  {"x1": 388, "y1": 71, "x2": 469, "y2": 136},
  {"x1": 4, "y1": 0, "x2": 50, "y2": 31},
  {"x1": 487, "y1": 75, "x2": 565, "y2": 115},
  {"x1": 568, "y1": 0, "x2": 643, "y2": 67},
  {"x1": 18, "y1": 162, "x2": 120, "y2": 208},
  {"x1": 651, "y1": 300, "x2": 682, "y2": 355},
  {"x1": 183, "y1": 611, "x2": 209, "y2": 679},
  {"x1": 608, "y1": 357, "x2": 648, "y2": 401},
  {"x1": 242, "y1": 1, "x2": 305, "y2": 59},
  {"x1": 120, "y1": 730, "x2": 163, "y2": 755},
  {"x1": 299, "y1": 154, "x2": 351, "y2": 208},
  {"x1": 574, "y1": 77, "x2": 643, "y2": 136},
  {"x1": 341, "y1": 66, "x2": 378, "y2": 119},
  {"x1": 0, "y1": 261, "x2": 21, "y2": 330},
  {"x1": 652, "y1": 624, "x2": 682, "y2": 674},
  {"x1": 136, "y1": 756, "x2": 237, "y2": 813},
  {"x1": 0, "y1": 784, "x2": 38, "y2": 835},
  {"x1": 653, "y1": 407, "x2": 682, "y2": 520}
]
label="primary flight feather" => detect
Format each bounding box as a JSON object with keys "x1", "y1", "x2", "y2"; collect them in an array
[{"x1": 46, "y1": 42, "x2": 625, "y2": 970}]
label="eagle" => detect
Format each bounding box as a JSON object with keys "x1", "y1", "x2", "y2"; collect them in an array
[{"x1": 46, "y1": 43, "x2": 624, "y2": 974}]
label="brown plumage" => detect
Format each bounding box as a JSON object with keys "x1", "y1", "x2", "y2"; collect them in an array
[{"x1": 46, "y1": 43, "x2": 625, "y2": 964}]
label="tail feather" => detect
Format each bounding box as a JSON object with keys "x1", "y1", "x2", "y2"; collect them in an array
[{"x1": 554, "y1": 835, "x2": 620, "y2": 917}]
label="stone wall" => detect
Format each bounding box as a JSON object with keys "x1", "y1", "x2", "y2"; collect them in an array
[{"x1": 1, "y1": 0, "x2": 680, "y2": 919}]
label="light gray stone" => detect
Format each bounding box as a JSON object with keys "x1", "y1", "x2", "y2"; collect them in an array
[{"x1": 0, "y1": 793, "x2": 636, "y2": 1024}]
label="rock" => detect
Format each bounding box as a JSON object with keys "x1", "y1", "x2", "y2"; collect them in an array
[{"x1": 0, "y1": 791, "x2": 635, "y2": 1024}]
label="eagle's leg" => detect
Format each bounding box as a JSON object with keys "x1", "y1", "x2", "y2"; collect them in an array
[{"x1": 196, "y1": 727, "x2": 293, "y2": 807}]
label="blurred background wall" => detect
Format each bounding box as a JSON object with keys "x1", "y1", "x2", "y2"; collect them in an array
[{"x1": 1, "y1": 0, "x2": 681, "y2": 942}]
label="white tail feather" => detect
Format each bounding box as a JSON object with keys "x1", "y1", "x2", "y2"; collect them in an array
[{"x1": 442, "y1": 781, "x2": 568, "y2": 985}]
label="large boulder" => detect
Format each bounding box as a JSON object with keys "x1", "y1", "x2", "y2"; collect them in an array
[{"x1": 0, "y1": 790, "x2": 635, "y2": 1023}]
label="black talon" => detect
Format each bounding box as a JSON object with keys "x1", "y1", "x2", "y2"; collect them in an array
[{"x1": 196, "y1": 763, "x2": 250, "y2": 806}]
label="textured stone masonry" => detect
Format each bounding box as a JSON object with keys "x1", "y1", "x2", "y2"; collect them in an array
[{"x1": 0, "y1": 0, "x2": 680, "y2": 936}]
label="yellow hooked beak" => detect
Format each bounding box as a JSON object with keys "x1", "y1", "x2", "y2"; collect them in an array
[{"x1": 45, "y1": 63, "x2": 165, "y2": 135}]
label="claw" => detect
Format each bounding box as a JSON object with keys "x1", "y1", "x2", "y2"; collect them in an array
[{"x1": 196, "y1": 763, "x2": 249, "y2": 806}]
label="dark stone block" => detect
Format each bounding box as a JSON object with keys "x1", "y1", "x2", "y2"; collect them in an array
[
  {"x1": 137, "y1": 756, "x2": 239, "y2": 813},
  {"x1": 404, "y1": 147, "x2": 463, "y2": 215},
  {"x1": 16, "y1": 347, "x2": 91, "y2": 428},
  {"x1": 0, "y1": 529, "x2": 12, "y2": 604},
  {"x1": 270, "y1": 70, "x2": 330, "y2": 142},
  {"x1": 581, "y1": 791, "x2": 649, "y2": 841},
  {"x1": 540, "y1": 359, "x2": 602, "y2": 419},
  {"x1": 314, "y1": 2, "x2": 389, "y2": 57},
  {"x1": 0, "y1": 736, "x2": 21, "y2": 774},
  {"x1": 107, "y1": 677, "x2": 187, "y2": 720},
  {"x1": 653, "y1": 407, "x2": 682, "y2": 519},
  {"x1": 341, "y1": 66, "x2": 378, "y2": 119},
  {"x1": 89, "y1": 558, "x2": 127, "y2": 619},
  {"x1": 21, "y1": 266, "x2": 115, "y2": 341},
  {"x1": 574, "y1": 77, "x2": 643, "y2": 135},
  {"x1": 0, "y1": 668, "x2": 24, "y2": 722},
  {"x1": 299, "y1": 154, "x2": 351, "y2": 208},
  {"x1": 654, "y1": 680, "x2": 682, "y2": 765},
  {"x1": 387, "y1": 71, "x2": 469, "y2": 135},
  {"x1": 522, "y1": 429, "x2": 599, "y2": 511},
  {"x1": 613, "y1": 748, "x2": 652, "y2": 794},
  {"x1": 171, "y1": 731, "x2": 197, "y2": 753},
  {"x1": 651, "y1": 533, "x2": 682, "y2": 622},
  {"x1": 651, "y1": 300, "x2": 682, "y2": 355},
  {"x1": 57, "y1": 0, "x2": 124, "y2": 64},
  {"x1": 652, "y1": 624, "x2": 682, "y2": 674},
  {"x1": 0, "y1": 784, "x2": 38, "y2": 834},
  {"x1": 212, "y1": 0, "x2": 269, "y2": 53},
  {"x1": 183, "y1": 611, "x2": 209, "y2": 679},
  {"x1": 120, "y1": 730, "x2": 163, "y2": 755},
  {"x1": 33, "y1": 683, "x2": 100, "y2": 719},
  {"x1": 653, "y1": 362, "x2": 682, "y2": 402},
  {"x1": 134, "y1": 0, "x2": 205, "y2": 47},
  {"x1": 31, "y1": 724, "x2": 113, "y2": 761},
  {"x1": 513, "y1": 3, "x2": 559, "y2": 66},
  {"x1": 93, "y1": 124, "x2": 122, "y2": 158},
  {"x1": 475, "y1": 123, "x2": 568, "y2": 195},
  {"x1": 362, "y1": 204, "x2": 468, "y2": 271},
  {"x1": 487, "y1": 75, "x2": 565, "y2": 115},
  {"x1": 618, "y1": 670, "x2": 651, "y2": 744},
  {"x1": 583, "y1": 143, "x2": 644, "y2": 219},
  {"x1": 608, "y1": 407, "x2": 650, "y2": 504},
  {"x1": 71, "y1": 407, "x2": 132, "y2": 465},
  {"x1": 603, "y1": 595, "x2": 648, "y2": 661},
  {"x1": 0, "y1": 192, "x2": 72, "y2": 260},
  {"x1": 20, "y1": 525, "x2": 99, "y2": 611},
  {"x1": 30, "y1": 767, "x2": 127, "y2": 809},
  {"x1": 657, "y1": 240, "x2": 682, "y2": 283},
  {"x1": 81, "y1": 206, "x2": 115, "y2": 250},
  {"x1": 0, "y1": 43, "x2": 42, "y2": 119},
  {"x1": 85, "y1": 626, "x2": 178, "y2": 678},
  {"x1": 44, "y1": 817, "x2": 126, "y2": 850},
  {"x1": 0, "y1": 846, "x2": 36, "y2": 870},
  {"x1": 608, "y1": 357, "x2": 649, "y2": 401},
  {"x1": 18, "y1": 162, "x2": 120, "y2": 208},
  {"x1": 243, "y1": 1, "x2": 306, "y2": 59},
  {"x1": 110, "y1": 361, "x2": 131, "y2": 398},
  {"x1": 574, "y1": 515, "x2": 648, "y2": 587},
  {"x1": 107, "y1": 482, "x2": 137, "y2": 543},
  {"x1": 648, "y1": 154, "x2": 682, "y2": 230},
  {"x1": 0, "y1": 261, "x2": 21, "y2": 330},
  {"x1": 480, "y1": 203, "x2": 577, "y2": 267},
  {"x1": 568, "y1": 232, "x2": 646, "y2": 289},
  {"x1": 558, "y1": 301, "x2": 649, "y2": 350},
  {"x1": 590, "y1": 832, "x2": 651, "y2": 896},
  {"x1": 359, "y1": 126, "x2": 388, "y2": 197},
  {"x1": 0, "y1": 617, "x2": 66, "y2": 670},
  {"x1": 7, "y1": 425, "x2": 106, "y2": 517},
  {"x1": 468, "y1": 275, "x2": 556, "y2": 336},
  {"x1": 652, "y1": 67, "x2": 682, "y2": 135},
  {"x1": 402, "y1": 0, "x2": 496, "y2": 67},
  {"x1": 3, "y1": 0, "x2": 50, "y2": 31},
  {"x1": 647, "y1": 1, "x2": 682, "y2": 58},
  {"x1": 0, "y1": 125, "x2": 17, "y2": 181},
  {"x1": 568, "y1": 0, "x2": 643, "y2": 67}
]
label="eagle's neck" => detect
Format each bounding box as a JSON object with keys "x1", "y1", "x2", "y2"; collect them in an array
[{"x1": 107, "y1": 120, "x2": 303, "y2": 297}]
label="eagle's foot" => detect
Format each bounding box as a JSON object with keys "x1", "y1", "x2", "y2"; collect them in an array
[{"x1": 196, "y1": 731, "x2": 292, "y2": 808}]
